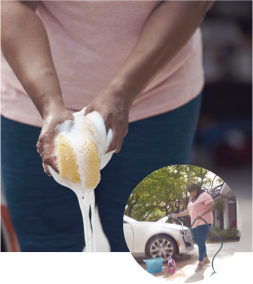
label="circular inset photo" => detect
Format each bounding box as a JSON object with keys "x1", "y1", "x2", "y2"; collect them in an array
[{"x1": 123, "y1": 165, "x2": 241, "y2": 282}]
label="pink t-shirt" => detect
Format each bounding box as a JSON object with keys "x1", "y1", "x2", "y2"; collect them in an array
[
  {"x1": 187, "y1": 192, "x2": 214, "y2": 229},
  {"x1": 1, "y1": 1, "x2": 204, "y2": 127}
]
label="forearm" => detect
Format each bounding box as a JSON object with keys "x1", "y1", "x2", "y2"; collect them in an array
[
  {"x1": 1, "y1": 1, "x2": 65, "y2": 119},
  {"x1": 108, "y1": 0, "x2": 214, "y2": 105},
  {"x1": 200, "y1": 205, "x2": 215, "y2": 216},
  {"x1": 177, "y1": 210, "x2": 189, "y2": 217}
]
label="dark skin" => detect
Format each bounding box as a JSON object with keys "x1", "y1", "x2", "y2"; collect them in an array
[{"x1": 1, "y1": 0, "x2": 215, "y2": 175}]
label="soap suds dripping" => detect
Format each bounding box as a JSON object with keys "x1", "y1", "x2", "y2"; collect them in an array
[{"x1": 49, "y1": 110, "x2": 113, "y2": 252}]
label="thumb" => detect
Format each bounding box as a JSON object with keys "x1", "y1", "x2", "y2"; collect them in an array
[
  {"x1": 43, "y1": 163, "x2": 51, "y2": 176},
  {"x1": 84, "y1": 105, "x2": 94, "y2": 116}
]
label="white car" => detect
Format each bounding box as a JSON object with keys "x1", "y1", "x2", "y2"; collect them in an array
[{"x1": 123, "y1": 215, "x2": 194, "y2": 261}]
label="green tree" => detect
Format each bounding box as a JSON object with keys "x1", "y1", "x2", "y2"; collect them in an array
[{"x1": 125, "y1": 165, "x2": 224, "y2": 225}]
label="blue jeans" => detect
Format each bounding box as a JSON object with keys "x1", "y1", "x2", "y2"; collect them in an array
[
  {"x1": 1, "y1": 92, "x2": 202, "y2": 252},
  {"x1": 192, "y1": 223, "x2": 212, "y2": 261}
]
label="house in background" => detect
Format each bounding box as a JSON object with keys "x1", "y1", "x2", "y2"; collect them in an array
[{"x1": 211, "y1": 183, "x2": 242, "y2": 237}]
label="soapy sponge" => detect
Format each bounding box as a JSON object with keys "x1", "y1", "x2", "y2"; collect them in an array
[
  {"x1": 81, "y1": 136, "x2": 100, "y2": 189},
  {"x1": 56, "y1": 134, "x2": 80, "y2": 183},
  {"x1": 56, "y1": 134, "x2": 100, "y2": 189}
]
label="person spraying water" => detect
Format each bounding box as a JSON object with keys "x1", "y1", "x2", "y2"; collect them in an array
[{"x1": 171, "y1": 184, "x2": 216, "y2": 272}]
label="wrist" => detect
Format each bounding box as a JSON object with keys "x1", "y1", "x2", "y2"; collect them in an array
[
  {"x1": 107, "y1": 78, "x2": 140, "y2": 108},
  {"x1": 42, "y1": 100, "x2": 67, "y2": 120}
]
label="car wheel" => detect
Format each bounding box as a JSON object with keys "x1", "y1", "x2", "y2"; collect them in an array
[{"x1": 146, "y1": 234, "x2": 177, "y2": 262}]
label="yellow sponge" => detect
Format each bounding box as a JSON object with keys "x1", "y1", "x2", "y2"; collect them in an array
[
  {"x1": 81, "y1": 137, "x2": 100, "y2": 189},
  {"x1": 56, "y1": 134, "x2": 100, "y2": 189}
]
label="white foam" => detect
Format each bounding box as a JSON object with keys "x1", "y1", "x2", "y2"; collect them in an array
[{"x1": 48, "y1": 108, "x2": 114, "y2": 252}]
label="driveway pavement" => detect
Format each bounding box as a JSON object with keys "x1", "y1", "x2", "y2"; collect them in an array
[{"x1": 135, "y1": 242, "x2": 239, "y2": 283}]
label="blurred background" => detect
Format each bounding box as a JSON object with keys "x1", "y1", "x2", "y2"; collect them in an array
[
  {"x1": 190, "y1": 1, "x2": 252, "y2": 252},
  {"x1": 192, "y1": 0, "x2": 252, "y2": 169},
  {"x1": 1, "y1": 1, "x2": 252, "y2": 252}
]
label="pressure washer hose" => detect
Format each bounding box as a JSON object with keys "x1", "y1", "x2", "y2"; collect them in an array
[{"x1": 167, "y1": 215, "x2": 223, "y2": 276}]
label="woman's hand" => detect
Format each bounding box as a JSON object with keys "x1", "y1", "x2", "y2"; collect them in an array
[
  {"x1": 85, "y1": 85, "x2": 133, "y2": 153},
  {"x1": 172, "y1": 214, "x2": 178, "y2": 219},
  {"x1": 36, "y1": 106, "x2": 74, "y2": 176},
  {"x1": 196, "y1": 213, "x2": 203, "y2": 220},
  {"x1": 197, "y1": 202, "x2": 215, "y2": 220},
  {"x1": 82, "y1": 2, "x2": 215, "y2": 156}
]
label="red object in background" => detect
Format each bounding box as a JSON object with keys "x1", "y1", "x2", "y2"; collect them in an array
[
  {"x1": 230, "y1": 220, "x2": 237, "y2": 230},
  {"x1": 1, "y1": 205, "x2": 20, "y2": 252},
  {"x1": 215, "y1": 137, "x2": 252, "y2": 167}
]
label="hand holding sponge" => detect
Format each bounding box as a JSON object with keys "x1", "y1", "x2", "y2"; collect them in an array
[{"x1": 49, "y1": 107, "x2": 113, "y2": 194}]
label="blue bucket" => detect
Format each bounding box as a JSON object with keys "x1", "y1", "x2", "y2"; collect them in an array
[{"x1": 144, "y1": 258, "x2": 163, "y2": 274}]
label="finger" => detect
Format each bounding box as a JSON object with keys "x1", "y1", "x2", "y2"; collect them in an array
[
  {"x1": 39, "y1": 134, "x2": 59, "y2": 173},
  {"x1": 107, "y1": 139, "x2": 118, "y2": 153},
  {"x1": 123, "y1": 124, "x2": 129, "y2": 137},
  {"x1": 41, "y1": 144, "x2": 59, "y2": 174},
  {"x1": 84, "y1": 105, "x2": 94, "y2": 116},
  {"x1": 114, "y1": 135, "x2": 124, "y2": 153},
  {"x1": 104, "y1": 118, "x2": 111, "y2": 135},
  {"x1": 106, "y1": 120, "x2": 128, "y2": 153},
  {"x1": 36, "y1": 140, "x2": 43, "y2": 156},
  {"x1": 106, "y1": 131, "x2": 119, "y2": 153},
  {"x1": 43, "y1": 163, "x2": 52, "y2": 176},
  {"x1": 37, "y1": 133, "x2": 50, "y2": 157},
  {"x1": 114, "y1": 123, "x2": 128, "y2": 153},
  {"x1": 43, "y1": 154, "x2": 59, "y2": 174}
]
